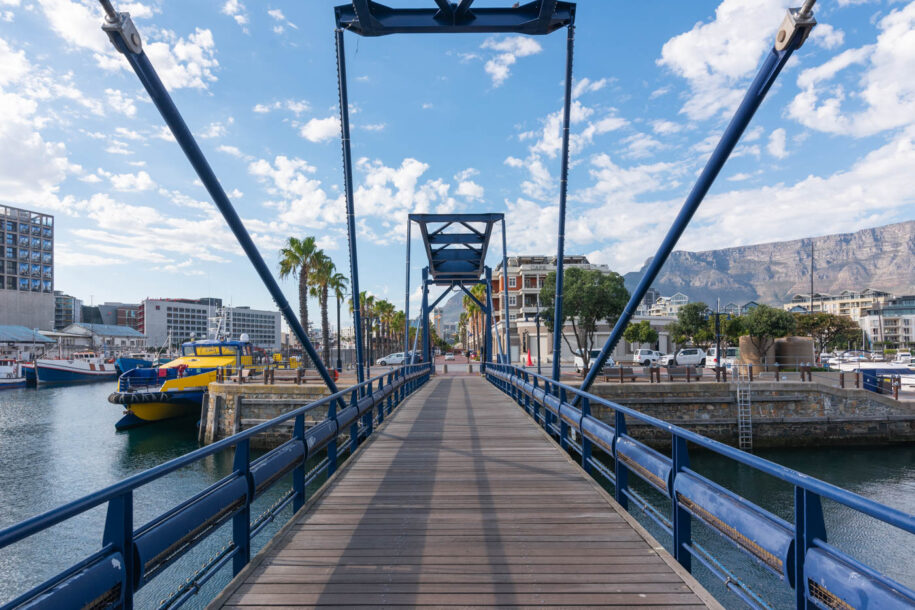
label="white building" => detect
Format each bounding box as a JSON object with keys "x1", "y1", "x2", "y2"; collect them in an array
[
  {"x1": 139, "y1": 298, "x2": 221, "y2": 348},
  {"x1": 647, "y1": 292, "x2": 689, "y2": 317},
  {"x1": 223, "y1": 306, "x2": 281, "y2": 351},
  {"x1": 61, "y1": 323, "x2": 147, "y2": 351},
  {"x1": 859, "y1": 295, "x2": 915, "y2": 347}
]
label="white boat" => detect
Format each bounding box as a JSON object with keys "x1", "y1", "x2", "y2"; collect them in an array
[
  {"x1": 35, "y1": 352, "x2": 118, "y2": 384},
  {"x1": 0, "y1": 359, "x2": 26, "y2": 390}
]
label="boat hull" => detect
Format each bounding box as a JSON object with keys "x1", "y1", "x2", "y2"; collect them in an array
[
  {"x1": 0, "y1": 378, "x2": 26, "y2": 390},
  {"x1": 20, "y1": 363, "x2": 36, "y2": 386},
  {"x1": 113, "y1": 391, "x2": 205, "y2": 430},
  {"x1": 36, "y1": 360, "x2": 118, "y2": 384}
]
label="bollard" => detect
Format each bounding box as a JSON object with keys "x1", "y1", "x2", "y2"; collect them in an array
[
  {"x1": 467, "y1": 363, "x2": 472, "y2": 374},
  {"x1": 443, "y1": 363, "x2": 448, "y2": 374},
  {"x1": 686, "y1": 367, "x2": 691, "y2": 384},
  {"x1": 894, "y1": 377, "x2": 900, "y2": 400},
  {"x1": 774, "y1": 364, "x2": 780, "y2": 382},
  {"x1": 855, "y1": 372, "x2": 860, "y2": 389},
  {"x1": 722, "y1": 365, "x2": 727, "y2": 382},
  {"x1": 748, "y1": 364, "x2": 754, "y2": 382},
  {"x1": 296, "y1": 368, "x2": 302, "y2": 385},
  {"x1": 236, "y1": 366, "x2": 242, "y2": 384},
  {"x1": 619, "y1": 367, "x2": 625, "y2": 384},
  {"x1": 839, "y1": 371, "x2": 845, "y2": 389}
]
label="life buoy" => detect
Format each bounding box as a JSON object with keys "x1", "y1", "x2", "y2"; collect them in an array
[{"x1": 177, "y1": 363, "x2": 189, "y2": 377}]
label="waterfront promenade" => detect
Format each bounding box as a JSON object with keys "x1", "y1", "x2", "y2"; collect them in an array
[{"x1": 210, "y1": 376, "x2": 717, "y2": 608}]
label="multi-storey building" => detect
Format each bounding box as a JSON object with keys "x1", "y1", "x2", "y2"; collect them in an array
[
  {"x1": 139, "y1": 298, "x2": 222, "y2": 348},
  {"x1": 647, "y1": 292, "x2": 689, "y2": 317},
  {"x1": 0, "y1": 205, "x2": 54, "y2": 329},
  {"x1": 860, "y1": 295, "x2": 915, "y2": 347},
  {"x1": 62, "y1": 323, "x2": 147, "y2": 351},
  {"x1": 54, "y1": 291, "x2": 83, "y2": 330},
  {"x1": 223, "y1": 306, "x2": 281, "y2": 351},
  {"x1": 490, "y1": 255, "x2": 612, "y2": 362},
  {"x1": 783, "y1": 289, "x2": 892, "y2": 321},
  {"x1": 98, "y1": 302, "x2": 140, "y2": 330}
]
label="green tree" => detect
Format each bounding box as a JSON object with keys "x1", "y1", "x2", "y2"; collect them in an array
[
  {"x1": 623, "y1": 320, "x2": 659, "y2": 349},
  {"x1": 793, "y1": 312, "x2": 860, "y2": 356},
  {"x1": 744, "y1": 305, "x2": 796, "y2": 362},
  {"x1": 328, "y1": 270, "x2": 348, "y2": 365},
  {"x1": 308, "y1": 252, "x2": 337, "y2": 365},
  {"x1": 278, "y1": 236, "x2": 321, "y2": 366},
  {"x1": 668, "y1": 302, "x2": 715, "y2": 347},
  {"x1": 721, "y1": 315, "x2": 745, "y2": 345},
  {"x1": 539, "y1": 267, "x2": 629, "y2": 369}
]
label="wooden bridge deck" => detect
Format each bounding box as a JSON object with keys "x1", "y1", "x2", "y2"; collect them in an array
[{"x1": 212, "y1": 376, "x2": 718, "y2": 608}]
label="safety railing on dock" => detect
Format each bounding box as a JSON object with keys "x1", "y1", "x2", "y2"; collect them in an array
[
  {"x1": 0, "y1": 364, "x2": 430, "y2": 610},
  {"x1": 486, "y1": 363, "x2": 915, "y2": 610}
]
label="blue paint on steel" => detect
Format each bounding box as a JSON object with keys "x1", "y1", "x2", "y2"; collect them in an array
[
  {"x1": 483, "y1": 267, "x2": 494, "y2": 371},
  {"x1": 410, "y1": 213, "x2": 502, "y2": 285},
  {"x1": 335, "y1": 28, "x2": 365, "y2": 385},
  {"x1": 485, "y1": 363, "x2": 915, "y2": 610},
  {"x1": 551, "y1": 23, "x2": 574, "y2": 382},
  {"x1": 334, "y1": 0, "x2": 575, "y2": 36},
  {"x1": 0, "y1": 364, "x2": 430, "y2": 608},
  {"x1": 404, "y1": 219, "x2": 411, "y2": 355},
  {"x1": 580, "y1": 32, "x2": 804, "y2": 396},
  {"x1": 102, "y1": 27, "x2": 340, "y2": 399},
  {"x1": 500, "y1": 218, "x2": 511, "y2": 363}
]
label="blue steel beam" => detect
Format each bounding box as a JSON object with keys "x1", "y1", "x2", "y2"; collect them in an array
[
  {"x1": 404, "y1": 219, "x2": 411, "y2": 355},
  {"x1": 579, "y1": 9, "x2": 816, "y2": 396},
  {"x1": 335, "y1": 28, "x2": 366, "y2": 384},
  {"x1": 501, "y1": 217, "x2": 511, "y2": 365},
  {"x1": 98, "y1": 7, "x2": 341, "y2": 397},
  {"x1": 551, "y1": 24, "x2": 574, "y2": 381},
  {"x1": 334, "y1": 1, "x2": 574, "y2": 37}
]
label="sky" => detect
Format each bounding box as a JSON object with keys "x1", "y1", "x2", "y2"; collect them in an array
[{"x1": 2, "y1": 0, "x2": 915, "y2": 329}]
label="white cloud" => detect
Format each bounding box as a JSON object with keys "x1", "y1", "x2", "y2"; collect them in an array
[
  {"x1": 658, "y1": 0, "x2": 790, "y2": 120},
  {"x1": 154, "y1": 126, "x2": 176, "y2": 142},
  {"x1": 572, "y1": 77, "x2": 609, "y2": 98},
  {"x1": 299, "y1": 116, "x2": 340, "y2": 143},
  {"x1": 454, "y1": 168, "x2": 479, "y2": 182},
  {"x1": 104, "y1": 88, "x2": 136, "y2": 117},
  {"x1": 199, "y1": 117, "x2": 233, "y2": 139},
  {"x1": 456, "y1": 180, "x2": 484, "y2": 201},
  {"x1": 360, "y1": 122, "x2": 386, "y2": 132},
  {"x1": 651, "y1": 119, "x2": 683, "y2": 135},
  {"x1": 480, "y1": 36, "x2": 543, "y2": 86},
  {"x1": 623, "y1": 133, "x2": 665, "y2": 159},
  {"x1": 767, "y1": 128, "x2": 787, "y2": 159},
  {"x1": 248, "y1": 155, "x2": 339, "y2": 228},
  {"x1": 144, "y1": 28, "x2": 219, "y2": 91},
  {"x1": 811, "y1": 23, "x2": 845, "y2": 50},
  {"x1": 0, "y1": 38, "x2": 29, "y2": 85},
  {"x1": 114, "y1": 126, "x2": 142, "y2": 140},
  {"x1": 253, "y1": 99, "x2": 309, "y2": 115},
  {"x1": 107, "y1": 169, "x2": 155, "y2": 191},
  {"x1": 788, "y1": 4, "x2": 915, "y2": 137},
  {"x1": 266, "y1": 7, "x2": 297, "y2": 32},
  {"x1": 221, "y1": 0, "x2": 248, "y2": 31}
]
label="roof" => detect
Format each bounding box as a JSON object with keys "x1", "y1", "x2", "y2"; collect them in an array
[
  {"x1": 0, "y1": 325, "x2": 56, "y2": 343},
  {"x1": 65, "y1": 323, "x2": 145, "y2": 338}
]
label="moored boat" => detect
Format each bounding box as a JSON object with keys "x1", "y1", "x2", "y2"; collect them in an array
[
  {"x1": 108, "y1": 338, "x2": 259, "y2": 429},
  {"x1": 35, "y1": 352, "x2": 118, "y2": 384},
  {"x1": 19, "y1": 362, "x2": 36, "y2": 386},
  {"x1": 0, "y1": 359, "x2": 26, "y2": 390}
]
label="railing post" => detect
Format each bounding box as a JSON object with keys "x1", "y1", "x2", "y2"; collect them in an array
[
  {"x1": 522, "y1": 371, "x2": 531, "y2": 414},
  {"x1": 327, "y1": 394, "x2": 338, "y2": 475},
  {"x1": 533, "y1": 376, "x2": 541, "y2": 424},
  {"x1": 103, "y1": 491, "x2": 135, "y2": 609},
  {"x1": 350, "y1": 390, "x2": 360, "y2": 454},
  {"x1": 293, "y1": 414, "x2": 306, "y2": 512},
  {"x1": 794, "y1": 488, "x2": 826, "y2": 609},
  {"x1": 613, "y1": 410, "x2": 628, "y2": 510},
  {"x1": 671, "y1": 435, "x2": 691, "y2": 571},
  {"x1": 376, "y1": 378, "x2": 384, "y2": 425},
  {"x1": 580, "y1": 395, "x2": 592, "y2": 474},
  {"x1": 559, "y1": 387, "x2": 569, "y2": 450},
  {"x1": 232, "y1": 439, "x2": 252, "y2": 575},
  {"x1": 544, "y1": 381, "x2": 553, "y2": 431}
]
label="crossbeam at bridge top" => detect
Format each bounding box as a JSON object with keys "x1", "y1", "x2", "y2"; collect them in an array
[{"x1": 211, "y1": 376, "x2": 717, "y2": 608}]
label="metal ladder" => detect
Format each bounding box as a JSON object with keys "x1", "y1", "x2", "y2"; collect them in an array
[{"x1": 735, "y1": 365, "x2": 753, "y2": 451}]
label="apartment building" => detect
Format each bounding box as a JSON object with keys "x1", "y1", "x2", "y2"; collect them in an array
[
  {"x1": 139, "y1": 298, "x2": 222, "y2": 348},
  {"x1": 54, "y1": 291, "x2": 83, "y2": 330},
  {"x1": 223, "y1": 306, "x2": 281, "y2": 351},
  {"x1": 0, "y1": 205, "x2": 54, "y2": 329},
  {"x1": 783, "y1": 289, "x2": 892, "y2": 320},
  {"x1": 860, "y1": 295, "x2": 915, "y2": 346}
]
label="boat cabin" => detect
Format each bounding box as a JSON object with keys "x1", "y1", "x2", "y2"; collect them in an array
[{"x1": 180, "y1": 340, "x2": 252, "y2": 358}]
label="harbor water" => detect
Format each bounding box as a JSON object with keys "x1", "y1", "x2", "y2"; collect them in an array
[{"x1": 0, "y1": 383, "x2": 913, "y2": 608}]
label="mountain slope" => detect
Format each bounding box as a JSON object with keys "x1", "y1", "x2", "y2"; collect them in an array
[{"x1": 623, "y1": 221, "x2": 915, "y2": 306}]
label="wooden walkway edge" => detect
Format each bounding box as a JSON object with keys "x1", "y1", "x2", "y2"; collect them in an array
[{"x1": 210, "y1": 376, "x2": 721, "y2": 608}]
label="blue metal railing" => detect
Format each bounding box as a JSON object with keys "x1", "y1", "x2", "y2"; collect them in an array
[
  {"x1": 0, "y1": 364, "x2": 430, "y2": 610},
  {"x1": 485, "y1": 363, "x2": 915, "y2": 610}
]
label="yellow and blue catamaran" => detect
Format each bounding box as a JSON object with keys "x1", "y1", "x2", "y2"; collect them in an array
[{"x1": 108, "y1": 337, "x2": 259, "y2": 429}]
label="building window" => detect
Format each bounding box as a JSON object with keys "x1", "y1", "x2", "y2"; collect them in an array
[
  {"x1": 508, "y1": 295, "x2": 517, "y2": 307},
  {"x1": 508, "y1": 277, "x2": 516, "y2": 288}
]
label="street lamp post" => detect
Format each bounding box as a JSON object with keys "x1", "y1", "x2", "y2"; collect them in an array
[
  {"x1": 535, "y1": 298, "x2": 542, "y2": 376},
  {"x1": 336, "y1": 294, "x2": 342, "y2": 373}
]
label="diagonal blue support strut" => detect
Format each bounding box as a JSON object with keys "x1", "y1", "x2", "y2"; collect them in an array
[
  {"x1": 578, "y1": 12, "x2": 815, "y2": 396},
  {"x1": 100, "y1": 9, "x2": 341, "y2": 398}
]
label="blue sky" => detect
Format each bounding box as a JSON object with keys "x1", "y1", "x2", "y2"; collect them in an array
[{"x1": 2, "y1": 0, "x2": 914, "y2": 328}]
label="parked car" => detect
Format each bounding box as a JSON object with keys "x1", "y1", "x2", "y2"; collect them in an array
[
  {"x1": 376, "y1": 352, "x2": 406, "y2": 366},
  {"x1": 444, "y1": 352, "x2": 455, "y2": 361},
  {"x1": 659, "y1": 347, "x2": 706, "y2": 367},
  {"x1": 706, "y1": 346, "x2": 739, "y2": 368},
  {"x1": 634, "y1": 349, "x2": 662, "y2": 366},
  {"x1": 573, "y1": 350, "x2": 614, "y2": 373}
]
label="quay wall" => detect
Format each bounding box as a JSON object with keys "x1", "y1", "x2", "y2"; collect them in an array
[
  {"x1": 588, "y1": 381, "x2": 915, "y2": 448},
  {"x1": 202, "y1": 383, "x2": 333, "y2": 449}
]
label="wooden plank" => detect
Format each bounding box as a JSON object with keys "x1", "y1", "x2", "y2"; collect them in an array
[{"x1": 211, "y1": 376, "x2": 717, "y2": 609}]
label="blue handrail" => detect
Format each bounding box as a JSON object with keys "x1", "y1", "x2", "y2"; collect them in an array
[
  {"x1": 485, "y1": 363, "x2": 915, "y2": 610},
  {"x1": 0, "y1": 364, "x2": 430, "y2": 609}
]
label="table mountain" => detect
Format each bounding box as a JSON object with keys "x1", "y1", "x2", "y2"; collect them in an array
[{"x1": 623, "y1": 221, "x2": 915, "y2": 306}]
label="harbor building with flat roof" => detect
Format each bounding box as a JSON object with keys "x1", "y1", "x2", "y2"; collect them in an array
[{"x1": 0, "y1": 205, "x2": 54, "y2": 329}]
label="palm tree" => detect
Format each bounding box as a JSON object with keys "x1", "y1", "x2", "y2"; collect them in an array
[
  {"x1": 391, "y1": 310, "x2": 406, "y2": 352},
  {"x1": 375, "y1": 299, "x2": 396, "y2": 355},
  {"x1": 329, "y1": 271, "x2": 348, "y2": 371},
  {"x1": 309, "y1": 252, "x2": 335, "y2": 366},
  {"x1": 278, "y1": 236, "x2": 320, "y2": 364}
]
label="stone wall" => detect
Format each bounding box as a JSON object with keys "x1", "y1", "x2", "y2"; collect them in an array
[
  {"x1": 588, "y1": 381, "x2": 915, "y2": 448},
  {"x1": 202, "y1": 383, "x2": 333, "y2": 449}
]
